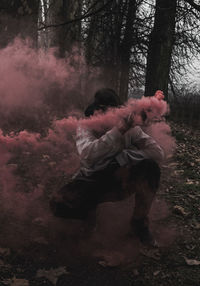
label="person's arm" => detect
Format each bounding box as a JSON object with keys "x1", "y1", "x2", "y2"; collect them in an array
[
  {"x1": 76, "y1": 125, "x2": 124, "y2": 168},
  {"x1": 128, "y1": 126, "x2": 165, "y2": 163}
]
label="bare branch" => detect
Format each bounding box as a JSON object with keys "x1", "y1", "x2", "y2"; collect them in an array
[
  {"x1": 38, "y1": 0, "x2": 114, "y2": 31},
  {"x1": 185, "y1": 0, "x2": 200, "y2": 12}
]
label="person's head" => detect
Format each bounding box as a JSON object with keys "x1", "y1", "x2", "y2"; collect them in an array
[{"x1": 84, "y1": 88, "x2": 121, "y2": 117}]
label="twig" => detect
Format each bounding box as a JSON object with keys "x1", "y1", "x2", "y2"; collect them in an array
[{"x1": 38, "y1": 0, "x2": 114, "y2": 31}]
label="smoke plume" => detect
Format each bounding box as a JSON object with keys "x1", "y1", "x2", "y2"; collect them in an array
[{"x1": 0, "y1": 39, "x2": 176, "y2": 262}]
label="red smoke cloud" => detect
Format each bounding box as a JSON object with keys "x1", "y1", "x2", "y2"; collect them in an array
[{"x1": 0, "y1": 39, "x2": 176, "y2": 257}]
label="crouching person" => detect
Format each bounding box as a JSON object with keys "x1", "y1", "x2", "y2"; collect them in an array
[{"x1": 50, "y1": 88, "x2": 164, "y2": 246}]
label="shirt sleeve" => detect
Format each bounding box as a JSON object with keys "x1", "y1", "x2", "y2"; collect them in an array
[
  {"x1": 76, "y1": 125, "x2": 124, "y2": 168},
  {"x1": 127, "y1": 126, "x2": 165, "y2": 163}
]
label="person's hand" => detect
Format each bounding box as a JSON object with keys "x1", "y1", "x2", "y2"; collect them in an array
[
  {"x1": 154, "y1": 90, "x2": 164, "y2": 100},
  {"x1": 118, "y1": 113, "x2": 134, "y2": 134}
]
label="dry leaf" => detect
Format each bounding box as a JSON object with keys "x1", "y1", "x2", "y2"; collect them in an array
[
  {"x1": 173, "y1": 205, "x2": 188, "y2": 216},
  {"x1": 184, "y1": 257, "x2": 200, "y2": 266},
  {"x1": 173, "y1": 170, "x2": 184, "y2": 176},
  {"x1": 49, "y1": 161, "x2": 56, "y2": 167},
  {"x1": 36, "y1": 266, "x2": 69, "y2": 285},
  {"x1": 140, "y1": 249, "x2": 160, "y2": 260},
  {"x1": 0, "y1": 247, "x2": 10, "y2": 256},
  {"x1": 168, "y1": 162, "x2": 178, "y2": 168},
  {"x1": 192, "y1": 222, "x2": 200, "y2": 229},
  {"x1": 98, "y1": 260, "x2": 108, "y2": 267},
  {"x1": 153, "y1": 270, "x2": 160, "y2": 276},
  {"x1": 186, "y1": 179, "x2": 194, "y2": 185},
  {"x1": 42, "y1": 154, "x2": 50, "y2": 160},
  {"x1": 188, "y1": 194, "x2": 195, "y2": 199},
  {"x1": 3, "y1": 277, "x2": 29, "y2": 286}
]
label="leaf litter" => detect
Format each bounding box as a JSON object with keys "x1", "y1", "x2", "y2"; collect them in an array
[{"x1": 36, "y1": 266, "x2": 70, "y2": 285}]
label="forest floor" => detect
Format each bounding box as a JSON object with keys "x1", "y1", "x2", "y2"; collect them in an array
[{"x1": 0, "y1": 120, "x2": 200, "y2": 286}]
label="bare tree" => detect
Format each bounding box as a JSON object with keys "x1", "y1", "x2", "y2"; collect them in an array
[
  {"x1": 170, "y1": 0, "x2": 200, "y2": 92},
  {"x1": 85, "y1": 0, "x2": 137, "y2": 102},
  {"x1": 118, "y1": 0, "x2": 137, "y2": 102},
  {"x1": 144, "y1": 0, "x2": 177, "y2": 99}
]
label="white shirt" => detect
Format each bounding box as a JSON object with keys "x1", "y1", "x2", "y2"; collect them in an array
[{"x1": 76, "y1": 125, "x2": 164, "y2": 177}]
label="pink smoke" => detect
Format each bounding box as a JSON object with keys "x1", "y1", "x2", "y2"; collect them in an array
[
  {"x1": 0, "y1": 39, "x2": 176, "y2": 257},
  {"x1": 0, "y1": 92, "x2": 173, "y2": 221}
]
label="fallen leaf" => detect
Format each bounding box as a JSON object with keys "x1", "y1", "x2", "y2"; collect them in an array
[
  {"x1": 173, "y1": 205, "x2": 188, "y2": 216},
  {"x1": 98, "y1": 260, "x2": 108, "y2": 267},
  {"x1": 42, "y1": 154, "x2": 50, "y2": 160},
  {"x1": 186, "y1": 179, "x2": 194, "y2": 185},
  {"x1": 3, "y1": 277, "x2": 29, "y2": 286},
  {"x1": 153, "y1": 270, "x2": 160, "y2": 276},
  {"x1": 173, "y1": 170, "x2": 184, "y2": 176},
  {"x1": 48, "y1": 161, "x2": 56, "y2": 167},
  {"x1": 0, "y1": 247, "x2": 10, "y2": 256},
  {"x1": 140, "y1": 249, "x2": 160, "y2": 260},
  {"x1": 192, "y1": 222, "x2": 200, "y2": 229},
  {"x1": 184, "y1": 257, "x2": 200, "y2": 266},
  {"x1": 168, "y1": 162, "x2": 178, "y2": 168},
  {"x1": 188, "y1": 194, "x2": 195, "y2": 199},
  {"x1": 36, "y1": 266, "x2": 69, "y2": 285}
]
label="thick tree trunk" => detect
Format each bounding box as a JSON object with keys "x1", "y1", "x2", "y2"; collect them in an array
[
  {"x1": 46, "y1": 0, "x2": 63, "y2": 55},
  {"x1": 144, "y1": 0, "x2": 177, "y2": 100},
  {"x1": 118, "y1": 0, "x2": 136, "y2": 103},
  {"x1": 0, "y1": 0, "x2": 39, "y2": 48},
  {"x1": 63, "y1": 0, "x2": 82, "y2": 55},
  {"x1": 47, "y1": 0, "x2": 82, "y2": 57}
]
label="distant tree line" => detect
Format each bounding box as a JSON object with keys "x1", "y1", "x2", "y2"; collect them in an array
[{"x1": 1, "y1": 0, "x2": 200, "y2": 102}]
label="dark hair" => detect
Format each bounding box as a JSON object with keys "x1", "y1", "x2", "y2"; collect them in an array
[{"x1": 85, "y1": 88, "x2": 121, "y2": 117}]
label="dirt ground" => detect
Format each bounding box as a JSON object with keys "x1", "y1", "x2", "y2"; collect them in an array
[{"x1": 0, "y1": 120, "x2": 199, "y2": 286}]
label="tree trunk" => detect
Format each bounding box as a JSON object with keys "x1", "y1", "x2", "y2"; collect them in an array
[
  {"x1": 85, "y1": 0, "x2": 136, "y2": 103},
  {"x1": 118, "y1": 0, "x2": 136, "y2": 103},
  {"x1": 47, "y1": 0, "x2": 82, "y2": 57},
  {"x1": 0, "y1": 0, "x2": 39, "y2": 48},
  {"x1": 144, "y1": 0, "x2": 177, "y2": 100},
  {"x1": 38, "y1": 0, "x2": 50, "y2": 49}
]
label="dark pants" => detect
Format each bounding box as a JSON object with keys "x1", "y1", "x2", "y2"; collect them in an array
[{"x1": 50, "y1": 159, "x2": 161, "y2": 221}]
